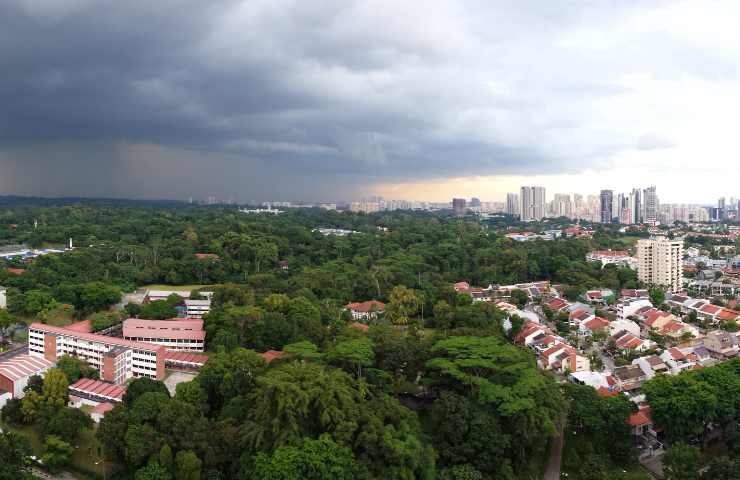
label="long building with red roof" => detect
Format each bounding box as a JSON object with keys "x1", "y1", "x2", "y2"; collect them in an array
[
  {"x1": 0, "y1": 354, "x2": 54, "y2": 402},
  {"x1": 123, "y1": 318, "x2": 205, "y2": 352}
]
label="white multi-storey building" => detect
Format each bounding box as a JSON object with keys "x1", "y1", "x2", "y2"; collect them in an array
[
  {"x1": 28, "y1": 323, "x2": 165, "y2": 384},
  {"x1": 520, "y1": 186, "x2": 546, "y2": 221},
  {"x1": 0, "y1": 286, "x2": 6, "y2": 309},
  {"x1": 184, "y1": 299, "x2": 211, "y2": 318},
  {"x1": 637, "y1": 237, "x2": 684, "y2": 292}
]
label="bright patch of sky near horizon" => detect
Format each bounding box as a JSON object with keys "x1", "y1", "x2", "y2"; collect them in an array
[{"x1": 0, "y1": 0, "x2": 738, "y2": 203}]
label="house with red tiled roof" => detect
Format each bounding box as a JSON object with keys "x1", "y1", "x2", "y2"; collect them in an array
[
  {"x1": 345, "y1": 300, "x2": 386, "y2": 320},
  {"x1": 629, "y1": 405, "x2": 654, "y2": 435},
  {"x1": 569, "y1": 308, "x2": 595, "y2": 327},
  {"x1": 261, "y1": 350, "x2": 291, "y2": 364},
  {"x1": 540, "y1": 343, "x2": 590, "y2": 373},
  {"x1": 5, "y1": 267, "x2": 26, "y2": 275},
  {"x1": 579, "y1": 317, "x2": 610, "y2": 337},
  {"x1": 610, "y1": 330, "x2": 653, "y2": 352},
  {"x1": 544, "y1": 297, "x2": 569, "y2": 312},
  {"x1": 350, "y1": 321, "x2": 369, "y2": 332},
  {"x1": 584, "y1": 289, "x2": 615, "y2": 305},
  {"x1": 515, "y1": 322, "x2": 549, "y2": 346},
  {"x1": 620, "y1": 289, "x2": 649, "y2": 299}
]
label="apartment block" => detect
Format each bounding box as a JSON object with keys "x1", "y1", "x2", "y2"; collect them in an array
[{"x1": 637, "y1": 237, "x2": 684, "y2": 292}]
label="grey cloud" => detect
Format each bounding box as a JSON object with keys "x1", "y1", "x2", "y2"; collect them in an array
[{"x1": 0, "y1": 0, "x2": 729, "y2": 200}]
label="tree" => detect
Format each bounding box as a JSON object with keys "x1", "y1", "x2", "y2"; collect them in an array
[
  {"x1": 650, "y1": 287, "x2": 666, "y2": 308},
  {"x1": 24, "y1": 374, "x2": 44, "y2": 394},
  {"x1": 89, "y1": 311, "x2": 122, "y2": 332},
  {"x1": 326, "y1": 337, "x2": 375, "y2": 377},
  {"x1": 434, "y1": 300, "x2": 454, "y2": 330},
  {"x1": 663, "y1": 442, "x2": 700, "y2": 480},
  {"x1": 56, "y1": 354, "x2": 98, "y2": 383},
  {"x1": 158, "y1": 444, "x2": 174, "y2": 474},
  {"x1": 21, "y1": 390, "x2": 42, "y2": 424},
  {"x1": 43, "y1": 407, "x2": 94, "y2": 441},
  {"x1": 123, "y1": 377, "x2": 170, "y2": 406},
  {"x1": 41, "y1": 435, "x2": 74, "y2": 473},
  {"x1": 253, "y1": 435, "x2": 358, "y2": 480},
  {"x1": 386, "y1": 285, "x2": 421, "y2": 325},
  {"x1": 0, "y1": 431, "x2": 34, "y2": 480},
  {"x1": 139, "y1": 300, "x2": 178, "y2": 320},
  {"x1": 510, "y1": 289, "x2": 529, "y2": 308},
  {"x1": 174, "y1": 450, "x2": 202, "y2": 480},
  {"x1": 0, "y1": 398, "x2": 24, "y2": 425},
  {"x1": 283, "y1": 340, "x2": 323, "y2": 361},
  {"x1": 135, "y1": 459, "x2": 173, "y2": 480},
  {"x1": 42, "y1": 368, "x2": 69, "y2": 409},
  {"x1": 702, "y1": 457, "x2": 740, "y2": 480},
  {"x1": 643, "y1": 374, "x2": 717, "y2": 442}
]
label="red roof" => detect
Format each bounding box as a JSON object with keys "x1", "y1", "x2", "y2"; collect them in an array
[
  {"x1": 350, "y1": 322, "x2": 369, "y2": 332},
  {"x1": 6, "y1": 268, "x2": 26, "y2": 275},
  {"x1": 453, "y1": 282, "x2": 470, "y2": 291},
  {"x1": 123, "y1": 318, "x2": 205, "y2": 341},
  {"x1": 163, "y1": 350, "x2": 209, "y2": 366},
  {"x1": 584, "y1": 317, "x2": 610, "y2": 331},
  {"x1": 586, "y1": 291, "x2": 603, "y2": 299},
  {"x1": 596, "y1": 386, "x2": 619, "y2": 397},
  {"x1": 195, "y1": 253, "x2": 220, "y2": 260},
  {"x1": 69, "y1": 378, "x2": 126, "y2": 401},
  {"x1": 30, "y1": 323, "x2": 162, "y2": 353},
  {"x1": 345, "y1": 300, "x2": 385, "y2": 313},
  {"x1": 546, "y1": 298, "x2": 568, "y2": 310},
  {"x1": 261, "y1": 350, "x2": 290, "y2": 364},
  {"x1": 699, "y1": 304, "x2": 722, "y2": 315},
  {"x1": 628, "y1": 406, "x2": 652, "y2": 427},
  {"x1": 717, "y1": 308, "x2": 740, "y2": 321},
  {"x1": 668, "y1": 347, "x2": 686, "y2": 360},
  {"x1": 0, "y1": 355, "x2": 53, "y2": 382},
  {"x1": 91, "y1": 402, "x2": 115, "y2": 415},
  {"x1": 64, "y1": 320, "x2": 93, "y2": 333}
]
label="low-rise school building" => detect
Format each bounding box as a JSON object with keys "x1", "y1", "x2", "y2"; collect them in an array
[{"x1": 29, "y1": 323, "x2": 165, "y2": 385}]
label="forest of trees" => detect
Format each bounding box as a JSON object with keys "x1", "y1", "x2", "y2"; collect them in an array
[{"x1": 0, "y1": 202, "x2": 648, "y2": 479}]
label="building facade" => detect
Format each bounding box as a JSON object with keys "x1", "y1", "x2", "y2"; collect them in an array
[
  {"x1": 520, "y1": 186, "x2": 546, "y2": 221},
  {"x1": 637, "y1": 237, "x2": 684, "y2": 292},
  {"x1": 452, "y1": 198, "x2": 467, "y2": 217},
  {"x1": 28, "y1": 323, "x2": 165, "y2": 384},
  {"x1": 600, "y1": 190, "x2": 613, "y2": 223},
  {"x1": 122, "y1": 318, "x2": 205, "y2": 352}
]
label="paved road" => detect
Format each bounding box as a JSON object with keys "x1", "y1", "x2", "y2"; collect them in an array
[{"x1": 543, "y1": 418, "x2": 566, "y2": 480}]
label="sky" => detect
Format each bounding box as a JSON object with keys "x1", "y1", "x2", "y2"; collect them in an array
[{"x1": 0, "y1": 0, "x2": 739, "y2": 204}]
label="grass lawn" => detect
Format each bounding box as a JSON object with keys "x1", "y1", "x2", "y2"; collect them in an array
[
  {"x1": 562, "y1": 430, "x2": 652, "y2": 480},
  {"x1": 1, "y1": 419, "x2": 116, "y2": 478},
  {"x1": 617, "y1": 236, "x2": 640, "y2": 248}
]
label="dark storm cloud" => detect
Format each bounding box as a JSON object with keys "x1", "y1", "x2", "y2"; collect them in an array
[{"x1": 0, "y1": 0, "x2": 731, "y2": 200}]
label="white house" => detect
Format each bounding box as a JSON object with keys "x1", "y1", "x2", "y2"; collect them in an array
[
  {"x1": 608, "y1": 319, "x2": 641, "y2": 338},
  {"x1": 617, "y1": 298, "x2": 653, "y2": 321}
]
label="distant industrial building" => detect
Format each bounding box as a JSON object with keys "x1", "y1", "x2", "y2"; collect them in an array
[{"x1": 0, "y1": 354, "x2": 54, "y2": 408}]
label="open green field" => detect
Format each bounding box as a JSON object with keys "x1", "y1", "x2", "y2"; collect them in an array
[{"x1": 1, "y1": 420, "x2": 116, "y2": 478}]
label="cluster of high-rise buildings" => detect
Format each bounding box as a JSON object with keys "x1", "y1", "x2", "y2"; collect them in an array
[{"x1": 499, "y1": 186, "x2": 738, "y2": 225}]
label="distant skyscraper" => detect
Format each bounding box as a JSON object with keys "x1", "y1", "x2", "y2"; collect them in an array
[
  {"x1": 552, "y1": 193, "x2": 572, "y2": 218},
  {"x1": 452, "y1": 198, "x2": 467, "y2": 217},
  {"x1": 519, "y1": 186, "x2": 546, "y2": 221},
  {"x1": 643, "y1": 186, "x2": 658, "y2": 224},
  {"x1": 599, "y1": 190, "x2": 613, "y2": 223},
  {"x1": 505, "y1": 193, "x2": 519, "y2": 216},
  {"x1": 629, "y1": 188, "x2": 642, "y2": 224},
  {"x1": 470, "y1": 197, "x2": 481, "y2": 208}
]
